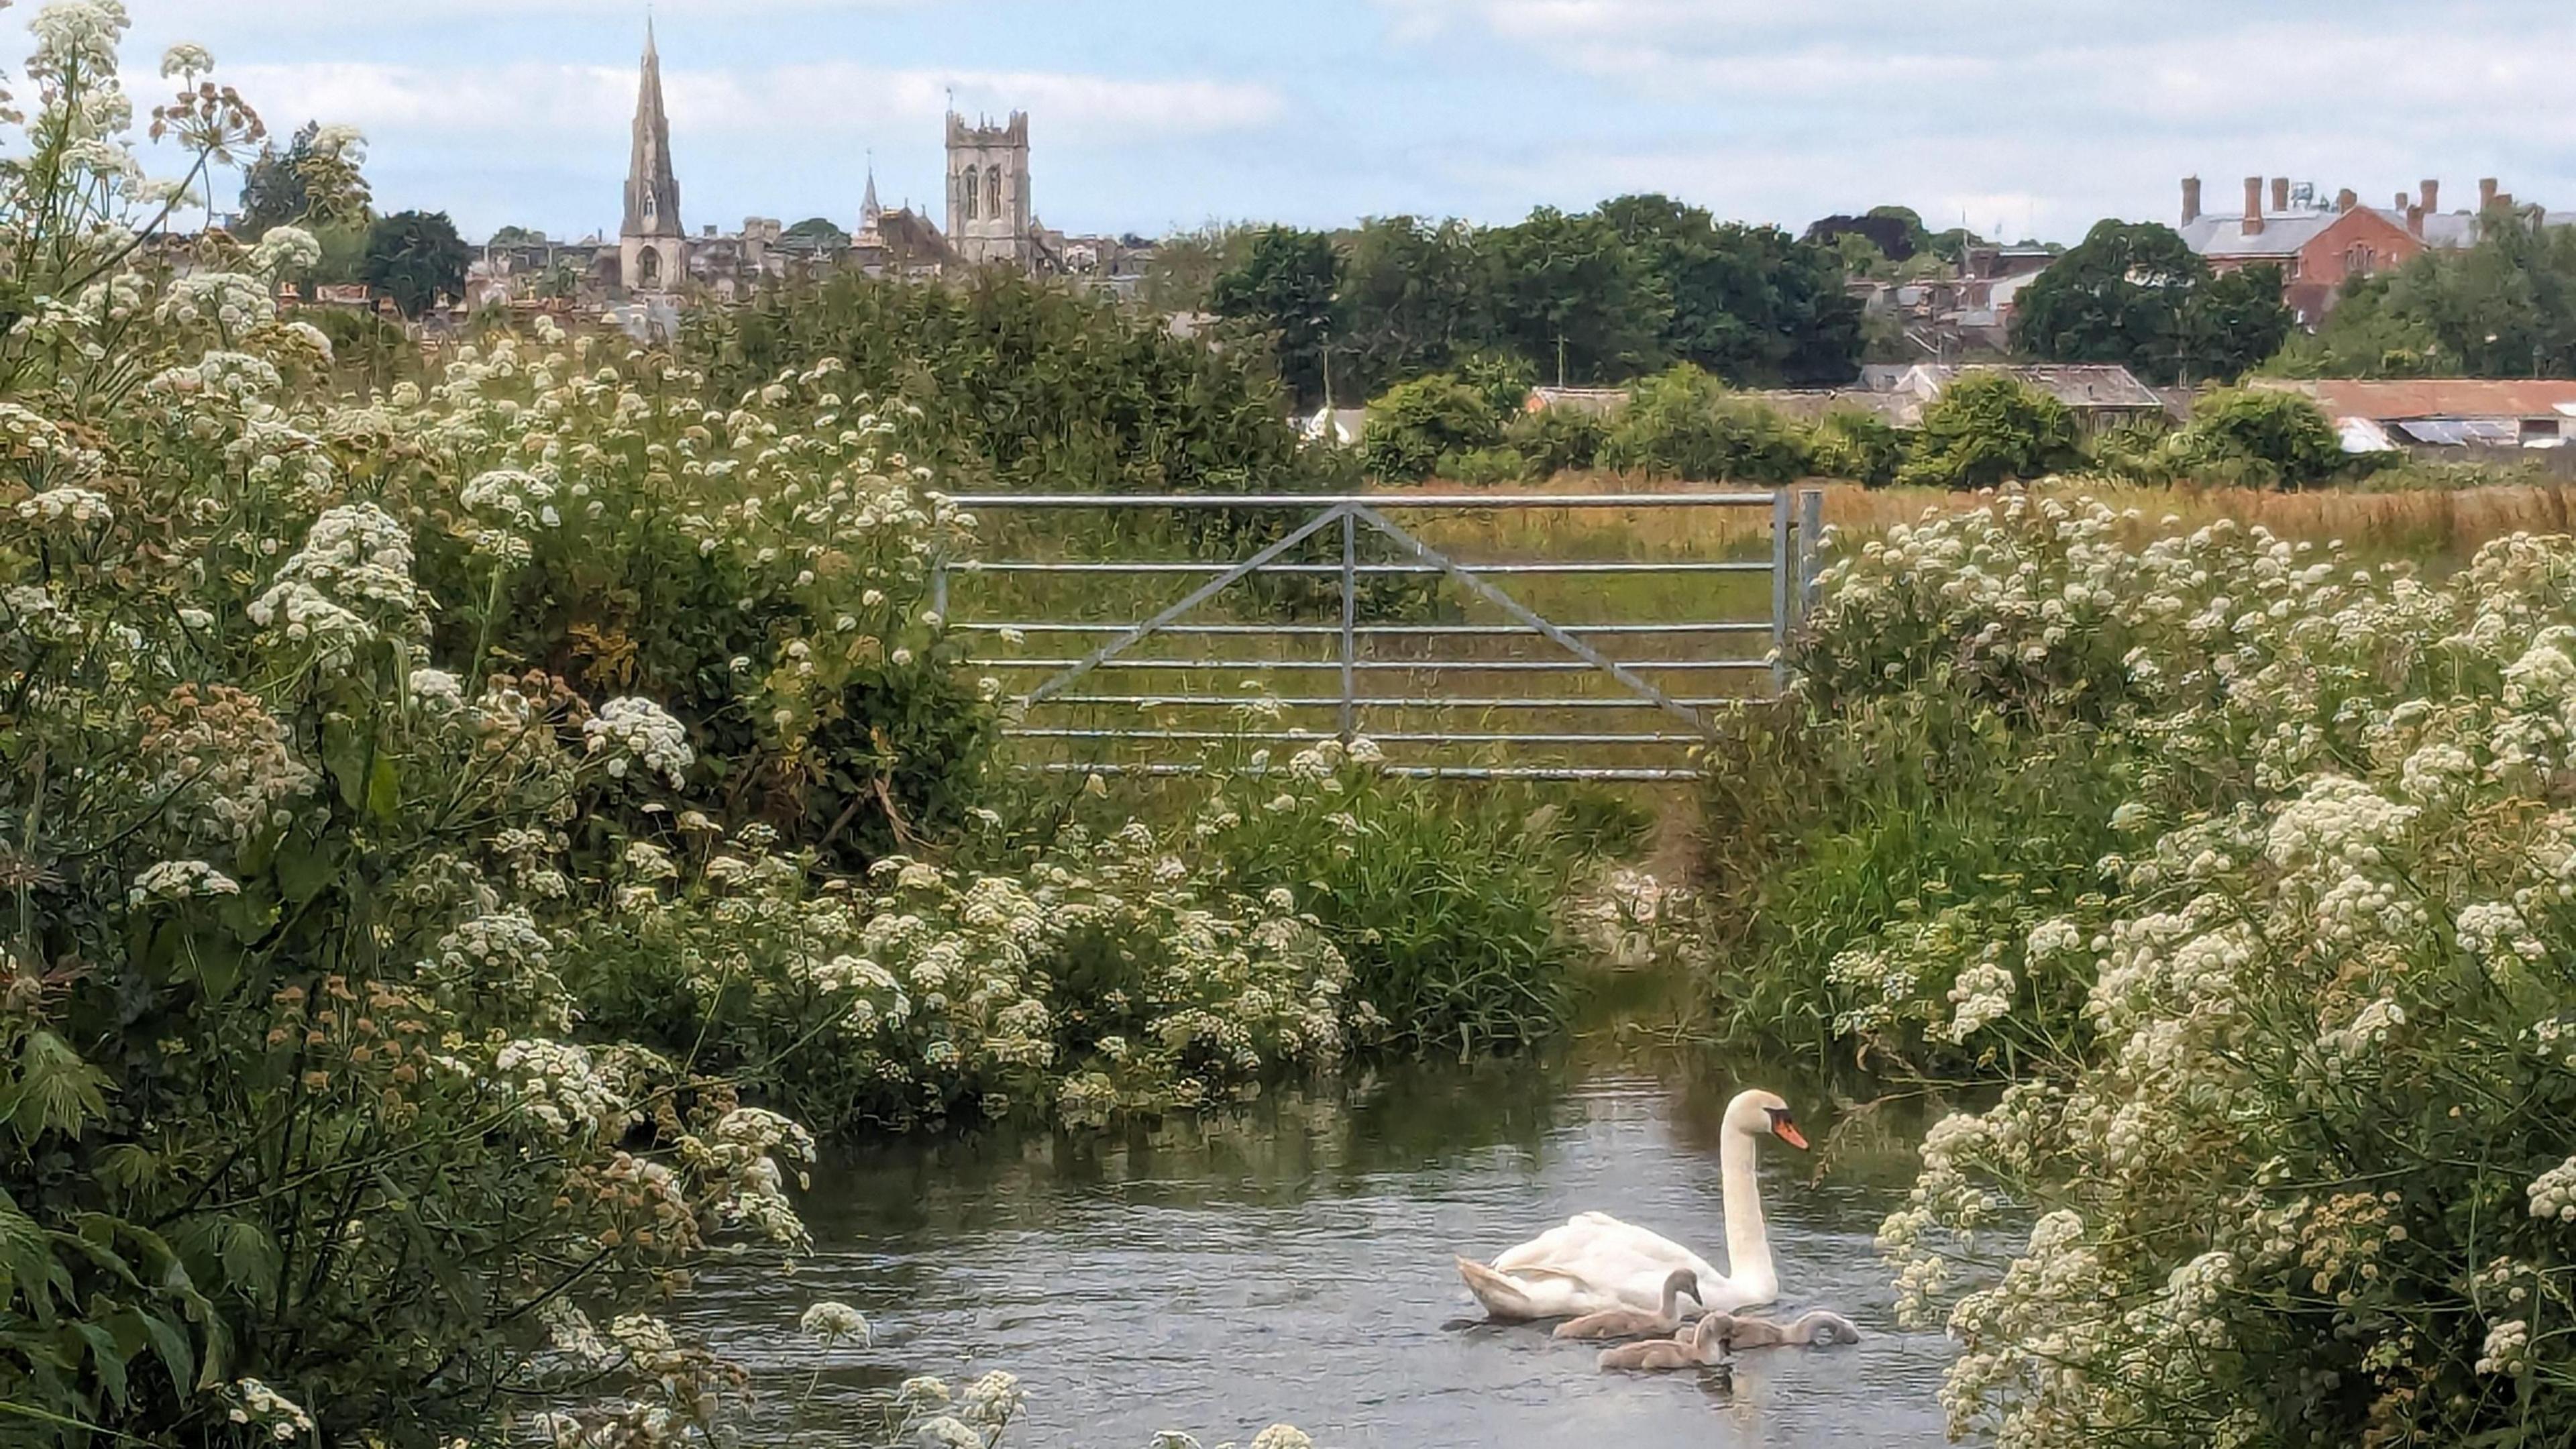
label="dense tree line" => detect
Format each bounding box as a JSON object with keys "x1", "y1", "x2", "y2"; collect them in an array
[
  {"x1": 2010, "y1": 220, "x2": 2294, "y2": 384},
  {"x1": 1200, "y1": 195, "x2": 1866, "y2": 406},
  {"x1": 2272, "y1": 208, "x2": 2576, "y2": 378}
]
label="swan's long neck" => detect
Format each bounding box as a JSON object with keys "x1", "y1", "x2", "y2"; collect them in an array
[
  {"x1": 1660, "y1": 1277, "x2": 1688, "y2": 1321},
  {"x1": 1719, "y1": 1120, "x2": 1777, "y2": 1299}
]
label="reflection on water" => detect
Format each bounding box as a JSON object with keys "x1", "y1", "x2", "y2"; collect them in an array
[{"x1": 667, "y1": 1054, "x2": 1953, "y2": 1448}]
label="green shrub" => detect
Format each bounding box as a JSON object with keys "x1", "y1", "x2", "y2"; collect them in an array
[
  {"x1": 2169, "y1": 386, "x2": 2346, "y2": 488},
  {"x1": 1504, "y1": 403, "x2": 1611, "y2": 476},
  {"x1": 1601, "y1": 364, "x2": 1810, "y2": 481},
  {"x1": 1360, "y1": 373, "x2": 1505, "y2": 481},
  {"x1": 1898, "y1": 372, "x2": 2082, "y2": 488},
  {"x1": 1438, "y1": 444, "x2": 1532, "y2": 486},
  {"x1": 1191, "y1": 741, "x2": 1583, "y2": 1055},
  {"x1": 1807, "y1": 409, "x2": 1908, "y2": 487}
]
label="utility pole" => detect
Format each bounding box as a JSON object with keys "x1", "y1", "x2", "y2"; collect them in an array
[{"x1": 1556, "y1": 333, "x2": 1567, "y2": 389}]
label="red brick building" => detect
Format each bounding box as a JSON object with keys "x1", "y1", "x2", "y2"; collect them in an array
[{"x1": 2175, "y1": 176, "x2": 2440, "y2": 326}]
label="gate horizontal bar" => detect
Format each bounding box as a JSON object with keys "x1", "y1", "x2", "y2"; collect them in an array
[
  {"x1": 989, "y1": 657, "x2": 1768, "y2": 673},
  {"x1": 1005, "y1": 728, "x2": 1705, "y2": 745},
  {"x1": 1039, "y1": 694, "x2": 1746, "y2": 709},
  {"x1": 1035, "y1": 763, "x2": 1704, "y2": 782},
  {"x1": 949, "y1": 492, "x2": 1778, "y2": 508},
  {"x1": 958, "y1": 620, "x2": 1774, "y2": 637},
  {"x1": 964, "y1": 559, "x2": 1770, "y2": 576}
]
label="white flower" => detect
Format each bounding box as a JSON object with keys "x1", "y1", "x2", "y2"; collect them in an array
[
  {"x1": 2528, "y1": 1157, "x2": 2576, "y2": 1222},
  {"x1": 408, "y1": 667, "x2": 466, "y2": 713},
  {"x1": 129, "y1": 859, "x2": 240, "y2": 906},
  {"x1": 799, "y1": 1300, "x2": 870, "y2": 1344},
  {"x1": 159, "y1": 41, "x2": 214, "y2": 77},
  {"x1": 15, "y1": 485, "x2": 112, "y2": 527},
  {"x1": 585, "y1": 697, "x2": 694, "y2": 785}
]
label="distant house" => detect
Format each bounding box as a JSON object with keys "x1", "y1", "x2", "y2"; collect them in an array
[
  {"x1": 1523, "y1": 386, "x2": 1630, "y2": 417},
  {"x1": 1299, "y1": 407, "x2": 1370, "y2": 447},
  {"x1": 2250, "y1": 378, "x2": 2576, "y2": 454},
  {"x1": 1752, "y1": 363, "x2": 2169, "y2": 433},
  {"x1": 2178, "y1": 175, "x2": 2576, "y2": 327}
]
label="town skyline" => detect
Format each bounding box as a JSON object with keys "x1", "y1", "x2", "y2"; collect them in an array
[{"x1": 123, "y1": 0, "x2": 2576, "y2": 246}]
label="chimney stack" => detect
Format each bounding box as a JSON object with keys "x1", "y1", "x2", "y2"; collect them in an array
[
  {"x1": 2243, "y1": 176, "x2": 2265, "y2": 236},
  {"x1": 2481, "y1": 177, "x2": 2500, "y2": 210},
  {"x1": 2394, "y1": 191, "x2": 2410, "y2": 211},
  {"x1": 2500, "y1": 192, "x2": 2516, "y2": 215},
  {"x1": 2420, "y1": 179, "x2": 2440, "y2": 214},
  {"x1": 2407, "y1": 205, "x2": 2425, "y2": 237},
  {"x1": 2336, "y1": 188, "x2": 2357, "y2": 213},
  {"x1": 2272, "y1": 177, "x2": 2291, "y2": 213},
  {"x1": 2181, "y1": 176, "x2": 2202, "y2": 226}
]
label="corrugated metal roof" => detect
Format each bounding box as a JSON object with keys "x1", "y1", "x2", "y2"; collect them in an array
[{"x1": 2255, "y1": 378, "x2": 2576, "y2": 421}]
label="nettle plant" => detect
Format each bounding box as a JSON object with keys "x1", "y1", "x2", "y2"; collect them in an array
[
  {"x1": 1801, "y1": 496, "x2": 2576, "y2": 1444},
  {"x1": 0, "y1": 13, "x2": 820, "y2": 1444}
]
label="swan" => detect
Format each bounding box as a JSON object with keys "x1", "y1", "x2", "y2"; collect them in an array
[
  {"x1": 1553, "y1": 1269, "x2": 1701, "y2": 1340},
  {"x1": 1456, "y1": 1089, "x2": 1807, "y2": 1321},
  {"x1": 1713, "y1": 1309, "x2": 1862, "y2": 1348},
  {"x1": 1596, "y1": 1312, "x2": 1731, "y2": 1372}
]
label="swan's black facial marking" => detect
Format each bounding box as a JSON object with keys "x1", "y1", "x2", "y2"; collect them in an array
[{"x1": 1766, "y1": 1106, "x2": 1809, "y2": 1149}]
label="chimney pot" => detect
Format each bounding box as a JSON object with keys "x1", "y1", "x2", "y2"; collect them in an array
[
  {"x1": 2336, "y1": 188, "x2": 2357, "y2": 213},
  {"x1": 2272, "y1": 177, "x2": 2291, "y2": 213},
  {"x1": 2243, "y1": 176, "x2": 2265, "y2": 236},
  {"x1": 2181, "y1": 176, "x2": 2203, "y2": 227},
  {"x1": 2395, "y1": 191, "x2": 2410, "y2": 211},
  {"x1": 2481, "y1": 177, "x2": 2500, "y2": 210},
  {"x1": 2500, "y1": 192, "x2": 2516, "y2": 215},
  {"x1": 2420, "y1": 179, "x2": 2440, "y2": 214}
]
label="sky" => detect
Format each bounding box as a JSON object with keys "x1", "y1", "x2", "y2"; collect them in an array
[{"x1": 112, "y1": 0, "x2": 2576, "y2": 247}]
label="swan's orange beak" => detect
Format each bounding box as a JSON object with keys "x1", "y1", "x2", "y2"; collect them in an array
[{"x1": 1774, "y1": 1120, "x2": 1809, "y2": 1150}]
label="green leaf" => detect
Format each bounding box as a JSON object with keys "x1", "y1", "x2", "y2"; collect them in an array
[
  {"x1": 215, "y1": 1220, "x2": 280, "y2": 1301},
  {"x1": 365, "y1": 752, "x2": 400, "y2": 822},
  {"x1": 274, "y1": 828, "x2": 341, "y2": 907},
  {"x1": 0, "y1": 1031, "x2": 110, "y2": 1142},
  {"x1": 68, "y1": 1318, "x2": 127, "y2": 1407},
  {"x1": 134, "y1": 1305, "x2": 194, "y2": 1400}
]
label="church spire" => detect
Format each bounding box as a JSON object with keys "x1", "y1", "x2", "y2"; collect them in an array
[{"x1": 622, "y1": 18, "x2": 681, "y2": 240}]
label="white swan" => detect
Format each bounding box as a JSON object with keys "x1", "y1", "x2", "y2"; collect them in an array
[{"x1": 1454, "y1": 1088, "x2": 1807, "y2": 1321}]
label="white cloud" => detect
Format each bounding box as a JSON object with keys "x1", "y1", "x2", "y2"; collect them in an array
[{"x1": 210, "y1": 59, "x2": 1282, "y2": 147}]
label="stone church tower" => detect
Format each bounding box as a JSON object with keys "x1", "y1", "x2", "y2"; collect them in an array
[
  {"x1": 621, "y1": 21, "x2": 684, "y2": 293},
  {"x1": 945, "y1": 111, "x2": 1031, "y2": 270}
]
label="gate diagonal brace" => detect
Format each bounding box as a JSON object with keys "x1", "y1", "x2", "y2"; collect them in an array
[
  {"x1": 1023, "y1": 502, "x2": 1353, "y2": 706},
  {"x1": 1348, "y1": 504, "x2": 1716, "y2": 737}
]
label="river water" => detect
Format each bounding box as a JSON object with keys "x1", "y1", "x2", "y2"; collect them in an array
[{"x1": 668, "y1": 1053, "x2": 1953, "y2": 1447}]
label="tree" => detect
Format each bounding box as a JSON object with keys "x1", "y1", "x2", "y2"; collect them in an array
[
  {"x1": 2170, "y1": 386, "x2": 2345, "y2": 488},
  {"x1": 2012, "y1": 220, "x2": 2204, "y2": 384},
  {"x1": 784, "y1": 216, "x2": 850, "y2": 248},
  {"x1": 2182, "y1": 264, "x2": 2294, "y2": 383},
  {"x1": 2266, "y1": 274, "x2": 2444, "y2": 378},
  {"x1": 1600, "y1": 196, "x2": 1862, "y2": 387},
  {"x1": 487, "y1": 225, "x2": 549, "y2": 246},
  {"x1": 1477, "y1": 205, "x2": 1668, "y2": 385},
  {"x1": 1138, "y1": 223, "x2": 1261, "y2": 314},
  {"x1": 362, "y1": 210, "x2": 471, "y2": 317},
  {"x1": 235, "y1": 121, "x2": 371, "y2": 237},
  {"x1": 1600, "y1": 364, "x2": 1810, "y2": 482},
  {"x1": 1336, "y1": 214, "x2": 1484, "y2": 398},
  {"x1": 1805, "y1": 213, "x2": 1919, "y2": 262},
  {"x1": 1210, "y1": 225, "x2": 1340, "y2": 405},
  {"x1": 1900, "y1": 372, "x2": 2082, "y2": 488},
  {"x1": 1358, "y1": 373, "x2": 1503, "y2": 481},
  {"x1": 2015, "y1": 219, "x2": 2290, "y2": 385}
]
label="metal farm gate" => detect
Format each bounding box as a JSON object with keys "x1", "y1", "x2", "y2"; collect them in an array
[{"x1": 934, "y1": 488, "x2": 1825, "y2": 782}]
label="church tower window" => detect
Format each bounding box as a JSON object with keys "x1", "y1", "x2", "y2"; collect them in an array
[{"x1": 987, "y1": 165, "x2": 1002, "y2": 217}]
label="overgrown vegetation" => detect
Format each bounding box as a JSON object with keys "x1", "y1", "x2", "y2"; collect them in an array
[
  {"x1": 1702, "y1": 490, "x2": 2576, "y2": 1444},
  {"x1": 0, "y1": 14, "x2": 1607, "y2": 1443}
]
